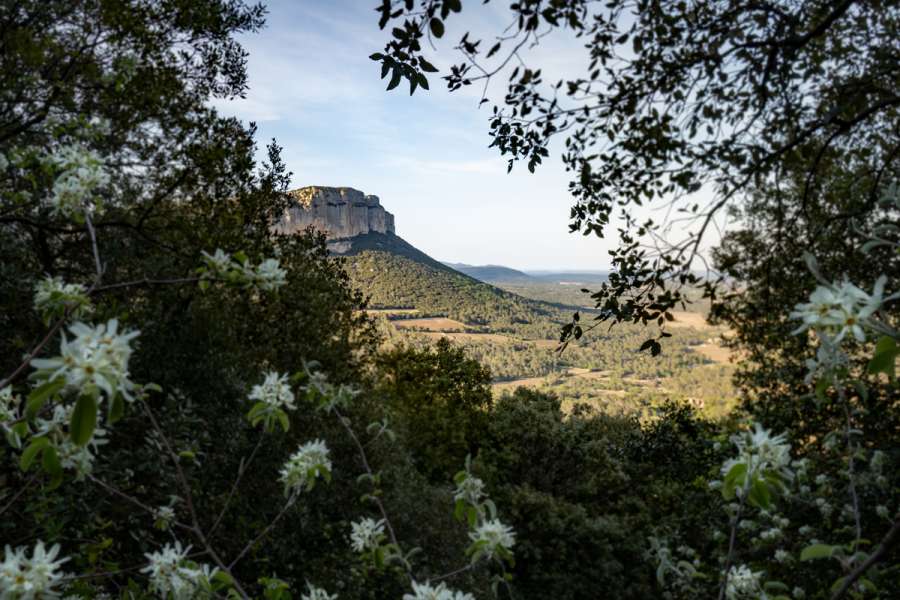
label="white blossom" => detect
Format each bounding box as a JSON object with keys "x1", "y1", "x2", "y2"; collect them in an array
[
  {"x1": 200, "y1": 249, "x2": 232, "y2": 275},
  {"x1": 790, "y1": 277, "x2": 886, "y2": 343},
  {"x1": 301, "y1": 584, "x2": 337, "y2": 600},
  {"x1": 725, "y1": 564, "x2": 762, "y2": 600},
  {"x1": 349, "y1": 518, "x2": 385, "y2": 553},
  {"x1": 453, "y1": 472, "x2": 485, "y2": 506},
  {"x1": 0, "y1": 541, "x2": 69, "y2": 600},
  {"x1": 249, "y1": 372, "x2": 295, "y2": 411},
  {"x1": 468, "y1": 519, "x2": 515, "y2": 561},
  {"x1": 141, "y1": 541, "x2": 217, "y2": 600},
  {"x1": 279, "y1": 439, "x2": 332, "y2": 494},
  {"x1": 154, "y1": 506, "x2": 176, "y2": 530},
  {"x1": 774, "y1": 549, "x2": 790, "y2": 563},
  {"x1": 402, "y1": 581, "x2": 475, "y2": 600},
  {"x1": 31, "y1": 319, "x2": 139, "y2": 403},
  {"x1": 31, "y1": 404, "x2": 107, "y2": 480},
  {"x1": 254, "y1": 258, "x2": 287, "y2": 291},
  {"x1": 0, "y1": 386, "x2": 19, "y2": 422},
  {"x1": 721, "y1": 423, "x2": 792, "y2": 492},
  {"x1": 33, "y1": 277, "x2": 91, "y2": 322},
  {"x1": 46, "y1": 145, "x2": 110, "y2": 218}
]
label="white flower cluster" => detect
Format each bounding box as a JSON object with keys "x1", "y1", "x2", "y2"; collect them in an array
[
  {"x1": 0, "y1": 541, "x2": 69, "y2": 600},
  {"x1": 154, "y1": 505, "x2": 177, "y2": 531},
  {"x1": 31, "y1": 319, "x2": 139, "y2": 403},
  {"x1": 349, "y1": 517, "x2": 386, "y2": 553},
  {"x1": 249, "y1": 372, "x2": 296, "y2": 411},
  {"x1": 279, "y1": 439, "x2": 332, "y2": 495},
  {"x1": 468, "y1": 519, "x2": 516, "y2": 562},
  {"x1": 301, "y1": 584, "x2": 337, "y2": 600},
  {"x1": 200, "y1": 249, "x2": 287, "y2": 291},
  {"x1": 0, "y1": 386, "x2": 23, "y2": 448},
  {"x1": 721, "y1": 423, "x2": 792, "y2": 491},
  {"x1": 453, "y1": 472, "x2": 485, "y2": 506},
  {"x1": 33, "y1": 277, "x2": 91, "y2": 323},
  {"x1": 802, "y1": 337, "x2": 848, "y2": 385},
  {"x1": 790, "y1": 277, "x2": 886, "y2": 343},
  {"x1": 141, "y1": 541, "x2": 217, "y2": 600},
  {"x1": 402, "y1": 581, "x2": 475, "y2": 600},
  {"x1": 46, "y1": 145, "x2": 110, "y2": 218},
  {"x1": 724, "y1": 564, "x2": 762, "y2": 600},
  {"x1": 303, "y1": 367, "x2": 359, "y2": 413},
  {"x1": 32, "y1": 404, "x2": 107, "y2": 480},
  {"x1": 253, "y1": 258, "x2": 288, "y2": 291}
]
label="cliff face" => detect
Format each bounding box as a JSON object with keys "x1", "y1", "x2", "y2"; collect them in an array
[{"x1": 275, "y1": 186, "x2": 395, "y2": 239}]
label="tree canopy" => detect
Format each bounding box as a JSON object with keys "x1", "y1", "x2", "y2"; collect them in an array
[{"x1": 372, "y1": 0, "x2": 900, "y2": 345}]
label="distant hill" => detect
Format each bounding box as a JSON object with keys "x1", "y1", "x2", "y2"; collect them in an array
[
  {"x1": 444, "y1": 263, "x2": 537, "y2": 284},
  {"x1": 526, "y1": 271, "x2": 609, "y2": 284},
  {"x1": 336, "y1": 232, "x2": 562, "y2": 336}
]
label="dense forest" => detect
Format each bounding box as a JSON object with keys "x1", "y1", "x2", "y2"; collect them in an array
[{"x1": 2, "y1": 2, "x2": 899, "y2": 600}]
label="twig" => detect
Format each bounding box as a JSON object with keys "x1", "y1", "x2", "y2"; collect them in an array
[
  {"x1": 831, "y1": 516, "x2": 900, "y2": 600},
  {"x1": 88, "y1": 475, "x2": 193, "y2": 534},
  {"x1": 333, "y1": 406, "x2": 400, "y2": 548},
  {"x1": 718, "y1": 499, "x2": 745, "y2": 600},
  {"x1": 140, "y1": 398, "x2": 251, "y2": 600},
  {"x1": 84, "y1": 210, "x2": 104, "y2": 282},
  {"x1": 0, "y1": 473, "x2": 39, "y2": 517},
  {"x1": 227, "y1": 495, "x2": 297, "y2": 570},
  {"x1": 208, "y1": 436, "x2": 265, "y2": 540},
  {"x1": 431, "y1": 563, "x2": 474, "y2": 582}
]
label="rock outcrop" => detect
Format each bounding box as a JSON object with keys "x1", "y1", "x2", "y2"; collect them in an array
[{"x1": 275, "y1": 186, "x2": 395, "y2": 239}]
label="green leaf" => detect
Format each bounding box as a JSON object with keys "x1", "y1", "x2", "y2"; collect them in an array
[
  {"x1": 386, "y1": 68, "x2": 402, "y2": 91},
  {"x1": 722, "y1": 462, "x2": 747, "y2": 500},
  {"x1": 108, "y1": 394, "x2": 125, "y2": 424},
  {"x1": 20, "y1": 437, "x2": 50, "y2": 471},
  {"x1": 419, "y1": 57, "x2": 438, "y2": 73},
  {"x1": 748, "y1": 477, "x2": 771, "y2": 509},
  {"x1": 800, "y1": 544, "x2": 836, "y2": 561},
  {"x1": 70, "y1": 394, "x2": 98, "y2": 446},
  {"x1": 42, "y1": 443, "x2": 62, "y2": 479},
  {"x1": 277, "y1": 410, "x2": 290, "y2": 432},
  {"x1": 429, "y1": 18, "x2": 444, "y2": 38},
  {"x1": 868, "y1": 336, "x2": 898, "y2": 377},
  {"x1": 26, "y1": 378, "x2": 66, "y2": 419}
]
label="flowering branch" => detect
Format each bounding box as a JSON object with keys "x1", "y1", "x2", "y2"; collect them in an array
[
  {"x1": 139, "y1": 397, "x2": 251, "y2": 600},
  {"x1": 332, "y1": 405, "x2": 401, "y2": 548}
]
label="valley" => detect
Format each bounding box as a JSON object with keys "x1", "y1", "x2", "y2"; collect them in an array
[{"x1": 336, "y1": 231, "x2": 738, "y2": 419}]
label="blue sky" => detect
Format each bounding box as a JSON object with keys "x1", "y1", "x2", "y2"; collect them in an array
[{"x1": 213, "y1": 1, "x2": 626, "y2": 270}]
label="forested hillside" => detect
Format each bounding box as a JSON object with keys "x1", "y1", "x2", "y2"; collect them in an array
[{"x1": 341, "y1": 233, "x2": 563, "y2": 335}]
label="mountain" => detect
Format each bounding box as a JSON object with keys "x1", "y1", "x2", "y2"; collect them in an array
[
  {"x1": 274, "y1": 186, "x2": 395, "y2": 239},
  {"x1": 274, "y1": 186, "x2": 566, "y2": 336},
  {"x1": 339, "y1": 233, "x2": 560, "y2": 335},
  {"x1": 444, "y1": 263, "x2": 537, "y2": 284}
]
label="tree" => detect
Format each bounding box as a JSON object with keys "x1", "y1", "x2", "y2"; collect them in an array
[
  {"x1": 371, "y1": 0, "x2": 900, "y2": 348},
  {"x1": 376, "y1": 338, "x2": 493, "y2": 480}
]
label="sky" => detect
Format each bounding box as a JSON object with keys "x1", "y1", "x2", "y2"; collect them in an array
[
  {"x1": 210, "y1": 0, "x2": 633, "y2": 270},
  {"x1": 213, "y1": 1, "x2": 726, "y2": 271}
]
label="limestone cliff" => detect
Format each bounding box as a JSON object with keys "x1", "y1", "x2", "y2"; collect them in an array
[{"x1": 275, "y1": 186, "x2": 395, "y2": 239}]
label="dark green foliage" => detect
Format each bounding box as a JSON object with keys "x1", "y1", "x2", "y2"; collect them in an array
[
  {"x1": 376, "y1": 338, "x2": 493, "y2": 481},
  {"x1": 373, "y1": 0, "x2": 900, "y2": 351},
  {"x1": 475, "y1": 390, "x2": 723, "y2": 599}
]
